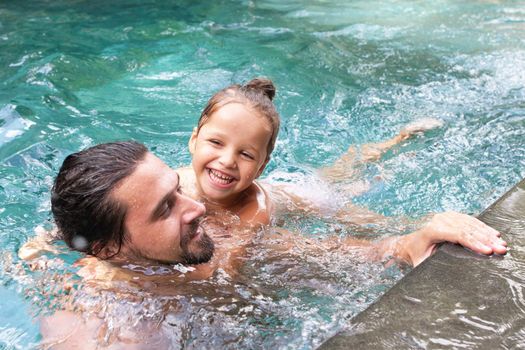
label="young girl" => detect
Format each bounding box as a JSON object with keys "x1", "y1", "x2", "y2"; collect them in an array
[
  {"x1": 177, "y1": 77, "x2": 440, "y2": 226},
  {"x1": 177, "y1": 78, "x2": 278, "y2": 225}
]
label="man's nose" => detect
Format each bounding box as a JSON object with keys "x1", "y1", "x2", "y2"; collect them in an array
[{"x1": 180, "y1": 194, "x2": 206, "y2": 224}]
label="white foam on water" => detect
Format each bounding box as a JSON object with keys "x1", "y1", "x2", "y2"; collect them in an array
[
  {"x1": 137, "y1": 71, "x2": 184, "y2": 81},
  {"x1": 0, "y1": 104, "x2": 36, "y2": 146},
  {"x1": 266, "y1": 169, "x2": 346, "y2": 215},
  {"x1": 9, "y1": 54, "x2": 32, "y2": 68},
  {"x1": 313, "y1": 23, "x2": 404, "y2": 41}
]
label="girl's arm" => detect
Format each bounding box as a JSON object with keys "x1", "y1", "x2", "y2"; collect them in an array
[
  {"x1": 268, "y1": 118, "x2": 443, "y2": 226},
  {"x1": 320, "y1": 118, "x2": 443, "y2": 181}
]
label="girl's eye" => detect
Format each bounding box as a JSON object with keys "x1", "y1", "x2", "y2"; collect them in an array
[
  {"x1": 209, "y1": 139, "x2": 221, "y2": 146},
  {"x1": 241, "y1": 151, "x2": 255, "y2": 160}
]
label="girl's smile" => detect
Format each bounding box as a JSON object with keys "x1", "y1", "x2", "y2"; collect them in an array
[{"x1": 207, "y1": 168, "x2": 237, "y2": 188}]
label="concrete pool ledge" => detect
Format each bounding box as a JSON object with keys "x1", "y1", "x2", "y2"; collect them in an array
[{"x1": 320, "y1": 178, "x2": 525, "y2": 349}]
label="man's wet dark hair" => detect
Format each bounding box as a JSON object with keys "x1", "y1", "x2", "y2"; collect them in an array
[{"x1": 51, "y1": 141, "x2": 148, "y2": 258}]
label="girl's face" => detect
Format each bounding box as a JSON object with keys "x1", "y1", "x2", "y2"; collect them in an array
[{"x1": 189, "y1": 103, "x2": 272, "y2": 207}]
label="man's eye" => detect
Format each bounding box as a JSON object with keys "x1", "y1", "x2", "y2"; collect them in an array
[
  {"x1": 162, "y1": 198, "x2": 175, "y2": 217},
  {"x1": 160, "y1": 203, "x2": 170, "y2": 217}
]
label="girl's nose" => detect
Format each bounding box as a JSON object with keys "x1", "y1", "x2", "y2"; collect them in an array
[
  {"x1": 218, "y1": 149, "x2": 237, "y2": 169},
  {"x1": 180, "y1": 194, "x2": 206, "y2": 224}
]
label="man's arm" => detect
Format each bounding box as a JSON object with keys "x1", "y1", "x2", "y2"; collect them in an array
[
  {"x1": 40, "y1": 310, "x2": 170, "y2": 349},
  {"x1": 369, "y1": 212, "x2": 507, "y2": 267},
  {"x1": 264, "y1": 211, "x2": 507, "y2": 268},
  {"x1": 280, "y1": 211, "x2": 506, "y2": 267}
]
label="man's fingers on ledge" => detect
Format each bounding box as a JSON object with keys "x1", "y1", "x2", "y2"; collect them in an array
[
  {"x1": 472, "y1": 241, "x2": 493, "y2": 255},
  {"x1": 493, "y1": 243, "x2": 508, "y2": 255},
  {"x1": 465, "y1": 234, "x2": 507, "y2": 255},
  {"x1": 475, "y1": 241, "x2": 507, "y2": 256}
]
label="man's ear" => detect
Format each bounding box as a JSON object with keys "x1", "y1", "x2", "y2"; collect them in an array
[
  {"x1": 188, "y1": 127, "x2": 198, "y2": 155},
  {"x1": 95, "y1": 240, "x2": 122, "y2": 260},
  {"x1": 256, "y1": 158, "x2": 270, "y2": 178}
]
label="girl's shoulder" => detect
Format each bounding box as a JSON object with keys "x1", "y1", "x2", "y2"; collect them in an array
[{"x1": 235, "y1": 181, "x2": 274, "y2": 226}]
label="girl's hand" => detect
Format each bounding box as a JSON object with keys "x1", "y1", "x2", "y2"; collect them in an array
[{"x1": 399, "y1": 117, "x2": 444, "y2": 139}]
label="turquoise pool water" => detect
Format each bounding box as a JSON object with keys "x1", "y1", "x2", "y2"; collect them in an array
[{"x1": 1, "y1": 0, "x2": 524, "y2": 348}]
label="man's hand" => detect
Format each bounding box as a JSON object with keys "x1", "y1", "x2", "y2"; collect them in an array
[{"x1": 398, "y1": 212, "x2": 508, "y2": 267}]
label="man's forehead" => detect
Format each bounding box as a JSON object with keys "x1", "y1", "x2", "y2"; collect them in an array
[{"x1": 112, "y1": 153, "x2": 176, "y2": 205}]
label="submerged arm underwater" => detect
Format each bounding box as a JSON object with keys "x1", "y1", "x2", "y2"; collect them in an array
[{"x1": 267, "y1": 210, "x2": 506, "y2": 268}]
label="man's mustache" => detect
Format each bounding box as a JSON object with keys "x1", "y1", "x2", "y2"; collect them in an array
[
  {"x1": 181, "y1": 216, "x2": 213, "y2": 246},
  {"x1": 180, "y1": 217, "x2": 215, "y2": 265}
]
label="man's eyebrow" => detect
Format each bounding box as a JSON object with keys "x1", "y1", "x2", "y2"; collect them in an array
[{"x1": 149, "y1": 173, "x2": 180, "y2": 222}]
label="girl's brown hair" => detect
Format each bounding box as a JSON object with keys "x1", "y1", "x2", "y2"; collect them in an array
[{"x1": 197, "y1": 77, "x2": 280, "y2": 160}]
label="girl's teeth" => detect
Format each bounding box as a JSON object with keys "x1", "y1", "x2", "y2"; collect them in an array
[{"x1": 209, "y1": 169, "x2": 234, "y2": 184}]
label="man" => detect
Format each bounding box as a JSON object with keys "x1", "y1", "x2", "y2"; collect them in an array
[
  {"x1": 51, "y1": 141, "x2": 214, "y2": 266},
  {"x1": 37, "y1": 141, "x2": 506, "y2": 348}
]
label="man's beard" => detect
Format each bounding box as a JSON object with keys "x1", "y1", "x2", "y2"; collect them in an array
[{"x1": 180, "y1": 220, "x2": 215, "y2": 265}]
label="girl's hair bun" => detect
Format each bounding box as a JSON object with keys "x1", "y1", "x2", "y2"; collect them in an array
[{"x1": 244, "y1": 77, "x2": 276, "y2": 101}]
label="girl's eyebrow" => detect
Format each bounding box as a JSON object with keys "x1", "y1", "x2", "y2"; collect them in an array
[
  {"x1": 205, "y1": 130, "x2": 227, "y2": 138},
  {"x1": 149, "y1": 173, "x2": 180, "y2": 222}
]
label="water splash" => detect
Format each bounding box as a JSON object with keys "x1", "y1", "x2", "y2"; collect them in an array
[{"x1": 0, "y1": 105, "x2": 35, "y2": 146}]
